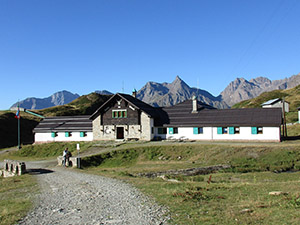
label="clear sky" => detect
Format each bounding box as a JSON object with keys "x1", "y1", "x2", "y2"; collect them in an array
[{"x1": 1, "y1": 0, "x2": 300, "y2": 110}]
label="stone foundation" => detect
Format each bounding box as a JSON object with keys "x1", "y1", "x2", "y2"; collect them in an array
[
  {"x1": 1, "y1": 159, "x2": 26, "y2": 177},
  {"x1": 57, "y1": 156, "x2": 81, "y2": 168}
]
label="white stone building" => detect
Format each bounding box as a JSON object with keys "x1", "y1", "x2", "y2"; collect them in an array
[{"x1": 34, "y1": 93, "x2": 283, "y2": 143}]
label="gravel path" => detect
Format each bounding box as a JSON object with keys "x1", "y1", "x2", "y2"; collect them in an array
[{"x1": 16, "y1": 162, "x2": 169, "y2": 225}]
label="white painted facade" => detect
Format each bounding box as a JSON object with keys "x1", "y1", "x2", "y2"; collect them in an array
[
  {"x1": 155, "y1": 126, "x2": 281, "y2": 142},
  {"x1": 35, "y1": 131, "x2": 93, "y2": 143}
]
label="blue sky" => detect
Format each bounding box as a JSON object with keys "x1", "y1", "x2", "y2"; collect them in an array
[{"x1": 1, "y1": 0, "x2": 300, "y2": 110}]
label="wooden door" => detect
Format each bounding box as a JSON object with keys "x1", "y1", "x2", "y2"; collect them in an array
[{"x1": 117, "y1": 127, "x2": 124, "y2": 139}]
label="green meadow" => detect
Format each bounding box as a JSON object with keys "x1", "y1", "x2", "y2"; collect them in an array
[{"x1": 2, "y1": 137, "x2": 300, "y2": 224}]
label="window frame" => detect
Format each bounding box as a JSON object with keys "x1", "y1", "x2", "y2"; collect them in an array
[
  {"x1": 65, "y1": 131, "x2": 72, "y2": 137},
  {"x1": 193, "y1": 127, "x2": 204, "y2": 134},
  {"x1": 112, "y1": 109, "x2": 127, "y2": 118},
  {"x1": 80, "y1": 131, "x2": 87, "y2": 137},
  {"x1": 158, "y1": 127, "x2": 167, "y2": 134}
]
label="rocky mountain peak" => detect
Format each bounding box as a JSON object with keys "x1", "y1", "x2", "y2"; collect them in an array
[
  {"x1": 10, "y1": 90, "x2": 80, "y2": 110},
  {"x1": 137, "y1": 76, "x2": 228, "y2": 108}
]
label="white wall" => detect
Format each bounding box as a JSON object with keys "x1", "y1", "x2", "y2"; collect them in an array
[
  {"x1": 35, "y1": 131, "x2": 93, "y2": 143},
  {"x1": 155, "y1": 126, "x2": 281, "y2": 142}
]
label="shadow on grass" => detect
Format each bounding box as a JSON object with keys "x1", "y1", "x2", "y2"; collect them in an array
[
  {"x1": 26, "y1": 168, "x2": 54, "y2": 175},
  {"x1": 282, "y1": 136, "x2": 300, "y2": 141}
]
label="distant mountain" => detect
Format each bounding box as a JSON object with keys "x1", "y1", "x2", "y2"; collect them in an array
[
  {"x1": 220, "y1": 74, "x2": 300, "y2": 106},
  {"x1": 9, "y1": 73, "x2": 300, "y2": 111},
  {"x1": 10, "y1": 90, "x2": 80, "y2": 110},
  {"x1": 95, "y1": 90, "x2": 113, "y2": 95},
  {"x1": 136, "y1": 76, "x2": 228, "y2": 109},
  {"x1": 38, "y1": 92, "x2": 111, "y2": 117}
]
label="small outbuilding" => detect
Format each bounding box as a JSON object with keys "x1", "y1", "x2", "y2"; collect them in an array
[{"x1": 261, "y1": 98, "x2": 289, "y2": 112}]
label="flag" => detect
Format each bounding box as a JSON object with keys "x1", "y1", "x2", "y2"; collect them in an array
[{"x1": 15, "y1": 105, "x2": 20, "y2": 119}]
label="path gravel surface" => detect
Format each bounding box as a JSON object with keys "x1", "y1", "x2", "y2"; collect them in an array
[{"x1": 14, "y1": 161, "x2": 169, "y2": 225}]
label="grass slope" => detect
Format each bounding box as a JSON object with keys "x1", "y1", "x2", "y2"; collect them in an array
[
  {"x1": 80, "y1": 142, "x2": 300, "y2": 224},
  {"x1": 232, "y1": 85, "x2": 300, "y2": 123},
  {"x1": 0, "y1": 93, "x2": 111, "y2": 149},
  {"x1": 3, "y1": 140, "x2": 300, "y2": 224},
  {"x1": 0, "y1": 175, "x2": 38, "y2": 225},
  {"x1": 37, "y1": 93, "x2": 111, "y2": 117},
  {"x1": 0, "y1": 112, "x2": 40, "y2": 149}
]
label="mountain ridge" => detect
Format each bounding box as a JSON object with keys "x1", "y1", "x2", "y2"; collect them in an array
[
  {"x1": 221, "y1": 73, "x2": 300, "y2": 106},
  {"x1": 9, "y1": 73, "x2": 300, "y2": 110},
  {"x1": 10, "y1": 90, "x2": 80, "y2": 110}
]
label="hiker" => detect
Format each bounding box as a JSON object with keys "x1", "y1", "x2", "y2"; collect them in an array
[
  {"x1": 66, "y1": 149, "x2": 72, "y2": 166},
  {"x1": 63, "y1": 148, "x2": 68, "y2": 167}
]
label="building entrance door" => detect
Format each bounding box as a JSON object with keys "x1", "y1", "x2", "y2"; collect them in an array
[{"x1": 116, "y1": 127, "x2": 124, "y2": 139}]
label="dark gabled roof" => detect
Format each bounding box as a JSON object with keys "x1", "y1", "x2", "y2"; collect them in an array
[
  {"x1": 160, "y1": 103, "x2": 282, "y2": 127},
  {"x1": 33, "y1": 115, "x2": 92, "y2": 133},
  {"x1": 90, "y1": 93, "x2": 159, "y2": 119}
]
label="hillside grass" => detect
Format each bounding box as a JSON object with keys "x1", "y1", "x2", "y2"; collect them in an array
[
  {"x1": 0, "y1": 141, "x2": 94, "y2": 161},
  {"x1": 0, "y1": 112, "x2": 40, "y2": 149},
  {"x1": 37, "y1": 93, "x2": 111, "y2": 117},
  {"x1": 232, "y1": 85, "x2": 300, "y2": 124},
  {"x1": 80, "y1": 142, "x2": 300, "y2": 224},
  {"x1": 3, "y1": 138, "x2": 300, "y2": 224},
  {"x1": 0, "y1": 175, "x2": 38, "y2": 225}
]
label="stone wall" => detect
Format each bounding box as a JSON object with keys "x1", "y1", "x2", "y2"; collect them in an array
[
  {"x1": 92, "y1": 112, "x2": 153, "y2": 141},
  {"x1": 57, "y1": 156, "x2": 81, "y2": 168},
  {"x1": 92, "y1": 115, "x2": 102, "y2": 140},
  {"x1": 1, "y1": 159, "x2": 26, "y2": 177}
]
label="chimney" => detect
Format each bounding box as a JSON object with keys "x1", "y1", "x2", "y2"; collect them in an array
[
  {"x1": 132, "y1": 88, "x2": 137, "y2": 98},
  {"x1": 192, "y1": 96, "x2": 198, "y2": 113}
]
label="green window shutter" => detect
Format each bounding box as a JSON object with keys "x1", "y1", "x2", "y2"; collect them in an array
[
  {"x1": 169, "y1": 127, "x2": 174, "y2": 134},
  {"x1": 51, "y1": 132, "x2": 56, "y2": 137},
  {"x1": 229, "y1": 127, "x2": 235, "y2": 134},
  {"x1": 65, "y1": 132, "x2": 69, "y2": 137},
  {"x1": 112, "y1": 111, "x2": 115, "y2": 118},
  {"x1": 251, "y1": 127, "x2": 258, "y2": 135},
  {"x1": 124, "y1": 111, "x2": 127, "y2": 118},
  {"x1": 217, "y1": 127, "x2": 223, "y2": 134},
  {"x1": 193, "y1": 127, "x2": 198, "y2": 134},
  {"x1": 80, "y1": 132, "x2": 84, "y2": 137}
]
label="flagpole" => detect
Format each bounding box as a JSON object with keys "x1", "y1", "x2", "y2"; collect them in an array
[
  {"x1": 18, "y1": 112, "x2": 20, "y2": 150},
  {"x1": 16, "y1": 102, "x2": 21, "y2": 150}
]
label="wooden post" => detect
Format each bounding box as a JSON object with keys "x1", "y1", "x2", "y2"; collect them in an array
[{"x1": 282, "y1": 98, "x2": 287, "y2": 137}]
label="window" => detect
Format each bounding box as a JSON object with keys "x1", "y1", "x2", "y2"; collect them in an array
[
  {"x1": 80, "y1": 132, "x2": 87, "y2": 137},
  {"x1": 158, "y1": 127, "x2": 167, "y2": 134},
  {"x1": 229, "y1": 127, "x2": 240, "y2": 134},
  {"x1": 251, "y1": 127, "x2": 263, "y2": 135},
  {"x1": 193, "y1": 127, "x2": 203, "y2": 134},
  {"x1": 51, "y1": 132, "x2": 57, "y2": 137},
  {"x1": 169, "y1": 127, "x2": 178, "y2": 134},
  {"x1": 112, "y1": 110, "x2": 127, "y2": 118},
  {"x1": 65, "y1": 132, "x2": 72, "y2": 137},
  {"x1": 217, "y1": 127, "x2": 228, "y2": 134},
  {"x1": 234, "y1": 127, "x2": 240, "y2": 134}
]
